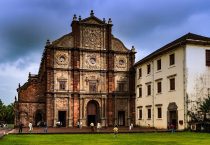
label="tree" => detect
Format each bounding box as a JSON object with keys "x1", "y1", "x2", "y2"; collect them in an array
[
  {"x1": 0, "y1": 99, "x2": 14, "y2": 124},
  {"x1": 199, "y1": 96, "x2": 210, "y2": 121},
  {"x1": 5, "y1": 103, "x2": 14, "y2": 124},
  {"x1": 0, "y1": 99, "x2": 6, "y2": 121}
]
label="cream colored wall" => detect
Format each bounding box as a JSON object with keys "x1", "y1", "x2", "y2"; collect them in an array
[
  {"x1": 136, "y1": 46, "x2": 185, "y2": 130},
  {"x1": 185, "y1": 45, "x2": 210, "y2": 118}
]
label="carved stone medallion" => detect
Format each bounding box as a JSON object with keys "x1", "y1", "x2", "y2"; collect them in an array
[
  {"x1": 116, "y1": 56, "x2": 127, "y2": 68},
  {"x1": 55, "y1": 52, "x2": 68, "y2": 65},
  {"x1": 85, "y1": 53, "x2": 100, "y2": 69}
]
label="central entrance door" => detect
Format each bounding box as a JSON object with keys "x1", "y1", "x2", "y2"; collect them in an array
[
  {"x1": 87, "y1": 100, "x2": 99, "y2": 126},
  {"x1": 169, "y1": 111, "x2": 177, "y2": 129},
  {"x1": 167, "y1": 102, "x2": 178, "y2": 129},
  {"x1": 118, "y1": 111, "x2": 125, "y2": 126},
  {"x1": 58, "y1": 111, "x2": 66, "y2": 127}
]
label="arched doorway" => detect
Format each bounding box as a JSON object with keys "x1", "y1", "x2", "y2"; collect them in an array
[
  {"x1": 167, "y1": 102, "x2": 178, "y2": 129},
  {"x1": 87, "y1": 100, "x2": 99, "y2": 126},
  {"x1": 35, "y1": 110, "x2": 43, "y2": 126}
]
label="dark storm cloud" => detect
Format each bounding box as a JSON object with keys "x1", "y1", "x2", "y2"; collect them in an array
[
  {"x1": 0, "y1": 0, "x2": 210, "y2": 63},
  {"x1": 0, "y1": 0, "x2": 91, "y2": 62},
  {"x1": 1, "y1": 0, "x2": 210, "y2": 104},
  {"x1": 108, "y1": 0, "x2": 210, "y2": 39}
]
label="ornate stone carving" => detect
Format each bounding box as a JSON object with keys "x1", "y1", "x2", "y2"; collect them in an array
[
  {"x1": 82, "y1": 27, "x2": 102, "y2": 49},
  {"x1": 55, "y1": 52, "x2": 68, "y2": 66},
  {"x1": 56, "y1": 98, "x2": 68, "y2": 109},
  {"x1": 84, "y1": 53, "x2": 100, "y2": 69},
  {"x1": 115, "y1": 55, "x2": 127, "y2": 69}
]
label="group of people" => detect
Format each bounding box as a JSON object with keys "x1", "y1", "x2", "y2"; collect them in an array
[
  {"x1": 89, "y1": 122, "x2": 101, "y2": 132},
  {"x1": 18, "y1": 121, "x2": 48, "y2": 133},
  {"x1": 18, "y1": 121, "x2": 135, "y2": 136},
  {"x1": 77, "y1": 121, "x2": 83, "y2": 129},
  {"x1": 129, "y1": 123, "x2": 134, "y2": 131}
]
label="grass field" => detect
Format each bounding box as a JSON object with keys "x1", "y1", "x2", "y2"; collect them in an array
[{"x1": 1, "y1": 132, "x2": 210, "y2": 145}]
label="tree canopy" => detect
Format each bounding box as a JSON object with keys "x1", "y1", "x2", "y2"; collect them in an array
[{"x1": 0, "y1": 99, "x2": 14, "y2": 124}]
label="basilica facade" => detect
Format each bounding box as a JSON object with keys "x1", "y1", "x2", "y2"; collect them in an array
[{"x1": 14, "y1": 11, "x2": 136, "y2": 127}]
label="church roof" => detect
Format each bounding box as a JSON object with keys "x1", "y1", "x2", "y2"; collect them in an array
[
  {"x1": 51, "y1": 33, "x2": 74, "y2": 48},
  {"x1": 135, "y1": 33, "x2": 210, "y2": 66}
]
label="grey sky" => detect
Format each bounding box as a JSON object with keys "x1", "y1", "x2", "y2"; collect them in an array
[{"x1": 1, "y1": 0, "x2": 210, "y2": 104}]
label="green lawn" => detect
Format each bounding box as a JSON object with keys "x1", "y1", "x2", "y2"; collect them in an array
[{"x1": 1, "y1": 132, "x2": 210, "y2": 145}]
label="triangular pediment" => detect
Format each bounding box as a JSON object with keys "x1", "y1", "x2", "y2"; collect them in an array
[{"x1": 81, "y1": 16, "x2": 104, "y2": 25}]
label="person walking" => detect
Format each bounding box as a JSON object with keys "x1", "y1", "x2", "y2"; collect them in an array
[
  {"x1": 80, "y1": 121, "x2": 83, "y2": 129},
  {"x1": 18, "y1": 122, "x2": 23, "y2": 133},
  {"x1": 77, "y1": 121, "x2": 80, "y2": 128},
  {"x1": 97, "y1": 122, "x2": 101, "y2": 132},
  {"x1": 170, "y1": 123, "x2": 175, "y2": 133},
  {"x1": 129, "y1": 124, "x2": 132, "y2": 131},
  {"x1": 90, "y1": 122, "x2": 94, "y2": 132},
  {"x1": 113, "y1": 125, "x2": 118, "y2": 138},
  {"x1": 28, "y1": 122, "x2": 33, "y2": 133},
  {"x1": 44, "y1": 122, "x2": 48, "y2": 133},
  {"x1": 131, "y1": 123, "x2": 133, "y2": 129}
]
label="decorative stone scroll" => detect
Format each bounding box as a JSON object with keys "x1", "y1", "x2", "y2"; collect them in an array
[{"x1": 112, "y1": 37, "x2": 128, "y2": 52}]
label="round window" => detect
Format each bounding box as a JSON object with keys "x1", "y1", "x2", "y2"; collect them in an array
[
  {"x1": 119, "y1": 59, "x2": 125, "y2": 65},
  {"x1": 59, "y1": 56, "x2": 65, "y2": 63},
  {"x1": 90, "y1": 57, "x2": 96, "y2": 64}
]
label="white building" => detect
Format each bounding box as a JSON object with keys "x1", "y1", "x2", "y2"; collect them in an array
[{"x1": 135, "y1": 33, "x2": 210, "y2": 130}]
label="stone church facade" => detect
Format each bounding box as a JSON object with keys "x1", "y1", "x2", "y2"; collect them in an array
[{"x1": 14, "y1": 11, "x2": 136, "y2": 127}]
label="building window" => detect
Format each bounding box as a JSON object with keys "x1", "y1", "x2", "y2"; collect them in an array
[
  {"x1": 169, "y1": 53, "x2": 175, "y2": 66},
  {"x1": 147, "y1": 108, "x2": 151, "y2": 119},
  {"x1": 147, "y1": 84, "x2": 151, "y2": 96},
  {"x1": 206, "y1": 50, "x2": 210, "y2": 66},
  {"x1": 157, "y1": 81, "x2": 162, "y2": 93},
  {"x1": 139, "y1": 109, "x2": 142, "y2": 120},
  {"x1": 170, "y1": 78, "x2": 175, "y2": 90},
  {"x1": 139, "y1": 68, "x2": 142, "y2": 78},
  {"x1": 147, "y1": 64, "x2": 151, "y2": 74},
  {"x1": 139, "y1": 87, "x2": 142, "y2": 97},
  {"x1": 157, "y1": 107, "x2": 162, "y2": 118},
  {"x1": 59, "y1": 81, "x2": 66, "y2": 90},
  {"x1": 157, "y1": 59, "x2": 161, "y2": 70},
  {"x1": 89, "y1": 81, "x2": 97, "y2": 92},
  {"x1": 118, "y1": 82, "x2": 126, "y2": 92}
]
